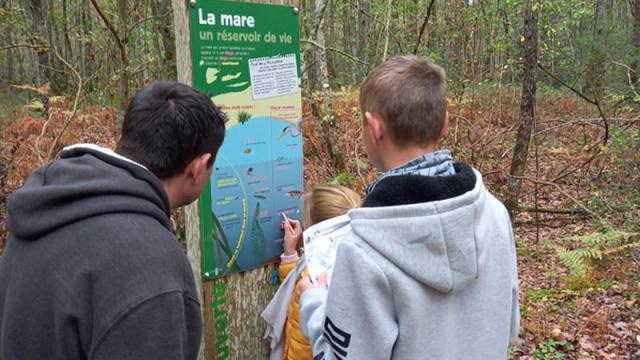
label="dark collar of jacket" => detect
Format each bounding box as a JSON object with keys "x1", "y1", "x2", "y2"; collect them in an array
[{"x1": 363, "y1": 163, "x2": 477, "y2": 208}]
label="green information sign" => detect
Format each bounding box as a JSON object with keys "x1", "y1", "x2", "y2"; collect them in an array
[{"x1": 190, "y1": 0, "x2": 303, "y2": 279}]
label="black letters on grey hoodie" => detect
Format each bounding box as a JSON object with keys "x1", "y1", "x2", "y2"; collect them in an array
[{"x1": 0, "y1": 145, "x2": 202, "y2": 360}]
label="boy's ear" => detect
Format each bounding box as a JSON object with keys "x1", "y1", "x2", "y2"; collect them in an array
[
  {"x1": 365, "y1": 111, "x2": 384, "y2": 144},
  {"x1": 440, "y1": 111, "x2": 450, "y2": 138},
  {"x1": 186, "y1": 153, "x2": 213, "y2": 183}
]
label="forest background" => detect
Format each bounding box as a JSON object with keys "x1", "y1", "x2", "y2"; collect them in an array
[{"x1": 1, "y1": 0, "x2": 639, "y2": 358}]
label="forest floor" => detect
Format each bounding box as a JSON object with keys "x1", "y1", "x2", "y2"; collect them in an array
[{"x1": 1, "y1": 85, "x2": 639, "y2": 359}]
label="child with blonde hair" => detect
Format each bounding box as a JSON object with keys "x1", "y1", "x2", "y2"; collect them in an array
[{"x1": 262, "y1": 185, "x2": 362, "y2": 360}]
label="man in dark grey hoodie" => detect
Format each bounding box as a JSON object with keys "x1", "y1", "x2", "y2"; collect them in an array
[{"x1": 0, "y1": 81, "x2": 226, "y2": 360}]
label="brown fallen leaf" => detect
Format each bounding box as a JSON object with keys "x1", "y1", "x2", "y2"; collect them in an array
[{"x1": 579, "y1": 336, "x2": 597, "y2": 352}]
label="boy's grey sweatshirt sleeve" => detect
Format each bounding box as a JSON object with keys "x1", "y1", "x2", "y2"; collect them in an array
[
  {"x1": 507, "y1": 215, "x2": 521, "y2": 345},
  {"x1": 300, "y1": 241, "x2": 398, "y2": 360}
]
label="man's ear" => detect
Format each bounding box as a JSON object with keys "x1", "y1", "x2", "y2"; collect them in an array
[
  {"x1": 187, "y1": 153, "x2": 213, "y2": 182},
  {"x1": 365, "y1": 111, "x2": 384, "y2": 144}
]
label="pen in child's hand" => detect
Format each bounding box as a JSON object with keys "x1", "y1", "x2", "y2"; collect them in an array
[{"x1": 281, "y1": 212, "x2": 295, "y2": 235}]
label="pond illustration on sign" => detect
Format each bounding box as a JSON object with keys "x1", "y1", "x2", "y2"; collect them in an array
[{"x1": 207, "y1": 116, "x2": 303, "y2": 277}]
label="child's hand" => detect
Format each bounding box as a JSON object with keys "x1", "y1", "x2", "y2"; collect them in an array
[
  {"x1": 299, "y1": 272, "x2": 328, "y2": 294},
  {"x1": 282, "y1": 219, "x2": 302, "y2": 256}
]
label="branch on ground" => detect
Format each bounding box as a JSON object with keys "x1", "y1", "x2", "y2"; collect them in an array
[{"x1": 511, "y1": 175, "x2": 602, "y2": 221}]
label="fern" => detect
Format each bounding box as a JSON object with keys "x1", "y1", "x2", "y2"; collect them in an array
[
  {"x1": 563, "y1": 228, "x2": 637, "y2": 246},
  {"x1": 557, "y1": 228, "x2": 638, "y2": 288}
]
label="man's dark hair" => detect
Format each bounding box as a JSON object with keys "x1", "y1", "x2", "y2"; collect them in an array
[{"x1": 116, "y1": 81, "x2": 226, "y2": 179}]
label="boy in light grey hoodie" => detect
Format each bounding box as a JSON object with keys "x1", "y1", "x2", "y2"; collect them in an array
[{"x1": 298, "y1": 56, "x2": 520, "y2": 360}]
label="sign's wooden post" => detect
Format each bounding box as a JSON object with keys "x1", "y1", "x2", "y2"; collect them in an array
[
  {"x1": 172, "y1": 1, "x2": 206, "y2": 359},
  {"x1": 173, "y1": 0, "x2": 297, "y2": 358}
]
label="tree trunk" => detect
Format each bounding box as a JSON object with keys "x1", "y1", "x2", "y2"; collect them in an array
[
  {"x1": 171, "y1": 2, "x2": 206, "y2": 358},
  {"x1": 586, "y1": 0, "x2": 610, "y2": 98},
  {"x1": 381, "y1": 0, "x2": 393, "y2": 61},
  {"x1": 62, "y1": 0, "x2": 73, "y2": 63},
  {"x1": 81, "y1": 0, "x2": 94, "y2": 82},
  {"x1": 6, "y1": 48, "x2": 13, "y2": 84},
  {"x1": 4, "y1": 28, "x2": 14, "y2": 84},
  {"x1": 117, "y1": 0, "x2": 129, "y2": 117},
  {"x1": 348, "y1": 0, "x2": 358, "y2": 85},
  {"x1": 356, "y1": 0, "x2": 369, "y2": 80},
  {"x1": 46, "y1": 0, "x2": 67, "y2": 92},
  {"x1": 632, "y1": 0, "x2": 640, "y2": 84},
  {"x1": 149, "y1": 0, "x2": 176, "y2": 79},
  {"x1": 173, "y1": 1, "x2": 299, "y2": 359},
  {"x1": 27, "y1": 0, "x2": 63, "y2": 93},
  {"x1": 313, "y1": 0, "x2": 347, "y2": 175},
  {"x1": 505, "y1": 0, "x2": 538, "y2": 221},
  {"x1": 427, "y1": 0, "x2": 437, "y2": 49},
  {"x1": 413, "y1": 0, "x2": 436, "y2": 55},
  {"x1": 161, "y1": 0, "x2": 177, "y2": 78}
]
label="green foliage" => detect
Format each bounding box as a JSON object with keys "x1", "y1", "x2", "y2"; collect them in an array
[
  {"x1": 516, "y1": 243, "x2": 542, "y2": 259},
  {"x1": 585, "y1": 125, "x2": 640, "y2": 232},
  {"x1": 532, "y1": 338, "x2": 575, "y2": 360},
  {"x1": 237, "y1": 111, "x2": 252, "y2": 124},
  {"x1": 527, "y1": 287, "x2": 558, "y2": 303},
  {"x1": 355, "y1": 159, "x2": 368, "y2": 170},
  {"x1": 564, "y1": 228, "x2": 637, "y2": 245},
  {"x1": 594, "y1": 279, "x2": 617, "y2": 289},
  {"x1": 609, "y1": 126, "x2": 640, "y2": 157},
  {"x1": 557, "y1": 228, "x2": 639, "y2": 289},
  {"x1": 519, "y1": 301, "x2": 532, "y2": 319},
  {"x1": 557, "y1": 247, "x2": 601, "y2": 281},
  {"x1": 526, "y1": 287, "x2": 572, "y2": 314},
  {"x1": 328, "y1": 171, "x2": 352, "y2": 187},
  {"x1": 0, "y1": 89, "x2": 34, "y2": 120}
]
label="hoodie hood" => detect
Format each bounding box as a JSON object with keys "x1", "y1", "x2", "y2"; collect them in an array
[
  {"x1": 349, "y1": 164, "x2": 482, "y2": 293},
  {"x1": 7, "y1": 144, "x2": 171, "y2": 239}
]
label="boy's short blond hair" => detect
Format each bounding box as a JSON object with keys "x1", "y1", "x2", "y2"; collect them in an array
[
  {"x1": 359, "y1": 55, "x2": 447, "y2": 146},
  {"x1": 303, "y1": 185, "x2": 362, "y2": 226}
]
